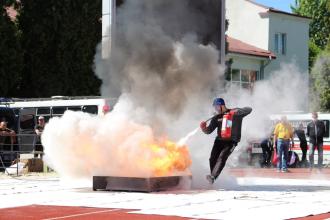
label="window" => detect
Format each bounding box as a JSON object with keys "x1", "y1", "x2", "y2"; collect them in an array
[
  {"x1": 52, "y1": 107, "x2": 67, "y2": 115},
  {"x1": 230, "y1": 69, "x2": 257, "y2": 91},
  {"x1": 68, "y1": 106, "x2": 82, "y2": 112},
  {"x1": 82, "y1": 105, "x2": 98, "y2": 114},
  {"x1": 275, "y1": 33, "x2": 286, "y2": 55},
  {"x1": 20, "y1": 114, "x2": 35, "y2": 130},
  {"x1": 37, "y1": 107, "x2": 50, "y2": 115},
  {"x1": 284, "y1": 119, "x2": 329, "y2": 139}
]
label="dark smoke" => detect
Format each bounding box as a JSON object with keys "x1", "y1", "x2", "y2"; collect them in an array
[{"x1": 95, "y1": 0, "x2": 224, "y2": 125}]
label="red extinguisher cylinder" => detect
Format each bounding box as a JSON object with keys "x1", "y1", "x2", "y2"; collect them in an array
[{"x1": 220, "y1": 110, "x2": 235, "y2": 140}]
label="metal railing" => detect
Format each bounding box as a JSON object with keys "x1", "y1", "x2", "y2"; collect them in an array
[
  {"x1": 0, "y1": 133, "x2": 45, "y2": 176},
  {"x1": 0, "y1": 150, "x2": 45, "y2": 176}
]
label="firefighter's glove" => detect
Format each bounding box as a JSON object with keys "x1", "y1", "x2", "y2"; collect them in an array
[{"x1": 200, "y1": 121, "x2": 207, "y2": 131}]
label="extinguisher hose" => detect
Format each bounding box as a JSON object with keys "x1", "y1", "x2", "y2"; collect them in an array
[{"x1": 205, "y1": 114, "x2": 221, "y2": 123}]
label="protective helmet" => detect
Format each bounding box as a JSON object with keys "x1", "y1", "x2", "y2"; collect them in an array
[{"x1": 213, "y1": 98, "x2": 225, "y2": 106}]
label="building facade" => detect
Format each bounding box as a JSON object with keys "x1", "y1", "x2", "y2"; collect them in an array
[
  {"x1": 102, "y1": 0, "x2": 310, "y2": 91},
  {"x1": 226, "y1": 36, "x2": 275, "y2": 90},
  {"x1": 226, "y1": 0, "x2": 310, "y2": 80}
]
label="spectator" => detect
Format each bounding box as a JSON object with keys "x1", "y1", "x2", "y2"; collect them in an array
[
  {"x1": 273, "y1": 116, "x2": 294, "y2": 172},
  {"x1": 260, "y1": 121, "x2": 275, "y2": 168},
  {"x1": 269, "y1": 120, "x2": 279, "y2": 166},
  {"x1": 200, "y1": 98, "x2": 252, "y2": 184},
  {"x1": 0, "y1": 121, "x2": 16, "y2": 149},
  {"x1": 306, "y1": 112, "x2": 325, "y2": 170},
  {"x1": 260, "y1": 137, "x2": 272, "y2": 167},
  {"x1": 34, "y1": 116, "x2": 45, "y2": 158},
  {"x1": 294, "y1": 123, "x2": 308, "y2": 167}
]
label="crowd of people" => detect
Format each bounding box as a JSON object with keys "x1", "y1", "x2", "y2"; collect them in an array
[{"x1": 260, "y1": 112, "x2": 325, "y2": 172}]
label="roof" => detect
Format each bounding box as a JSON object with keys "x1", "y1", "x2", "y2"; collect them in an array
[
  {"x1": 227, "y1": 36, "x2": 276, "y2": 59},
  {"x1": 268, "y1": 8, "x2": 311, "y2": 20},
  {"x1": 245, "y1": 0, "x2": 311, "y2": 20}
]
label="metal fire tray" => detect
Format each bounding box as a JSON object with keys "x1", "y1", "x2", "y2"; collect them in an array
[{"x1": 93, "y1": 175, "x2": 191, "y2": 192}]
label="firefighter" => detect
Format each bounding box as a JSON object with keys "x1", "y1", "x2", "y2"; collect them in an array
[{"x1": 200, "y1": 98, "x2": 252, "y2": 184}]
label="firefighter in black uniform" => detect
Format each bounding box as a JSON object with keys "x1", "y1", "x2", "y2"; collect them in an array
[{"x1": 200, "y1": 98, "x2": 252, "y2": 184}]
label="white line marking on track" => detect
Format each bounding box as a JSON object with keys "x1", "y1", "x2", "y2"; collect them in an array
[{"x1": 42, "y1": 208, "x2": 121, "y2": 220}]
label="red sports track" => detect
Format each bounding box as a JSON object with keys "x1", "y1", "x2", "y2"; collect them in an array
[{"x1": 0, "y1": 205, "x2": 196, "y2": 220}]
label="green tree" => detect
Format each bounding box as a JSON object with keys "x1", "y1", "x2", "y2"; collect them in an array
[
  {"x1": 17, "y1": 0, "x2": 101, "y2": 97},
  {"x1": 310, "y1": 51, "x2": 330, "y2": 111},
  {"x1": 292, "y1": 0, "x2": 330, "y2": 49},
  {"x1": 308, "y1": 41, "x2": 322, "y2": 71},
  {"x1": 0, "y1": 1, "x2": 23, "y2": 96},
  {"x1": 292, "y1": 0, "x2": 330, "y2": 68},
  {"x1": 56, "y1": 0, "x2": 102, "y2": 96}
]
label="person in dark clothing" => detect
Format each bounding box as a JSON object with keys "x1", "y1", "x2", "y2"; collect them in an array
[
  {"x1": 34, "y1": 116, "x2": 45, "y2": 158},
  {"x1": 200, "y1": 98, "x2": 252, "y2": 184},
  {"x1": 0, "y1": 121, "x2": 16, "y2": 150},
  {"x1": 294, "y1": 123, "x2": 308, "y2": 167},
  {"x1": 306, "y1": 112, "x2": 325, "y2": 170},
  {"x1": 260, "y1": 137, "x2": 272, "y2": 167}
]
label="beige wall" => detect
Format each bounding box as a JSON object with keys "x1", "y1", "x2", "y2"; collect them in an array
[
  {"x1": 266, "y1": 13, "x2": 310, "y2": 78},
  {"x1": 226, "y1": 0, "x2": 269, "y2": 50},
  {"x1": 227, "y1": 0, "x2": 310, "y2": 79}
]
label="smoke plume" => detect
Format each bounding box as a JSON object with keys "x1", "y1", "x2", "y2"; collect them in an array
[
  {"x1": 95, "y1": 0, "x2": 224, "y2": 126},
  {"x1": 42, "y1": 0, "x2": 310, "y2": 188}
]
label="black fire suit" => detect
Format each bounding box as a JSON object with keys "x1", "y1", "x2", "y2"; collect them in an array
[{"x1": 202, "y1": 107, "x2": 252, "y2": 179}]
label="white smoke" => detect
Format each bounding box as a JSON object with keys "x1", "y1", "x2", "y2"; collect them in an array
[
  {"x1": 226, "y1": 63, "x2": 308, "y2": 168},
  {"x1": 42, "y1": 96, "x2": 192, "y2": 179},
  {"x1": 41, "y1": 0, "x2": 309, "y2": 189}
]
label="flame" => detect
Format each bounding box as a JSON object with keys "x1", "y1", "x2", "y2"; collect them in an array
[
  {"x1": 42, "y1": 110, "x2": 194, "y2": 178},
  {"x1": 142, "y1": 138, "x2": 192, "y2": 176}
]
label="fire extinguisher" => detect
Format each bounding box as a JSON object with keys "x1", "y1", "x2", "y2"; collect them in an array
[{"x1": 220, "y1": 110, "x2": 235, "y2": 140}]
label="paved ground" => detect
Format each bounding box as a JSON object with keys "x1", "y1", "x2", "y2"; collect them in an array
[{"x1": 0, "y1": 168, "x2": 329, "y2": 220}]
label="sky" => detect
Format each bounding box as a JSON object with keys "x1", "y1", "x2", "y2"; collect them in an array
[{"x1": 254, "y1": 0, "x2": 296, "y2": 13}]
